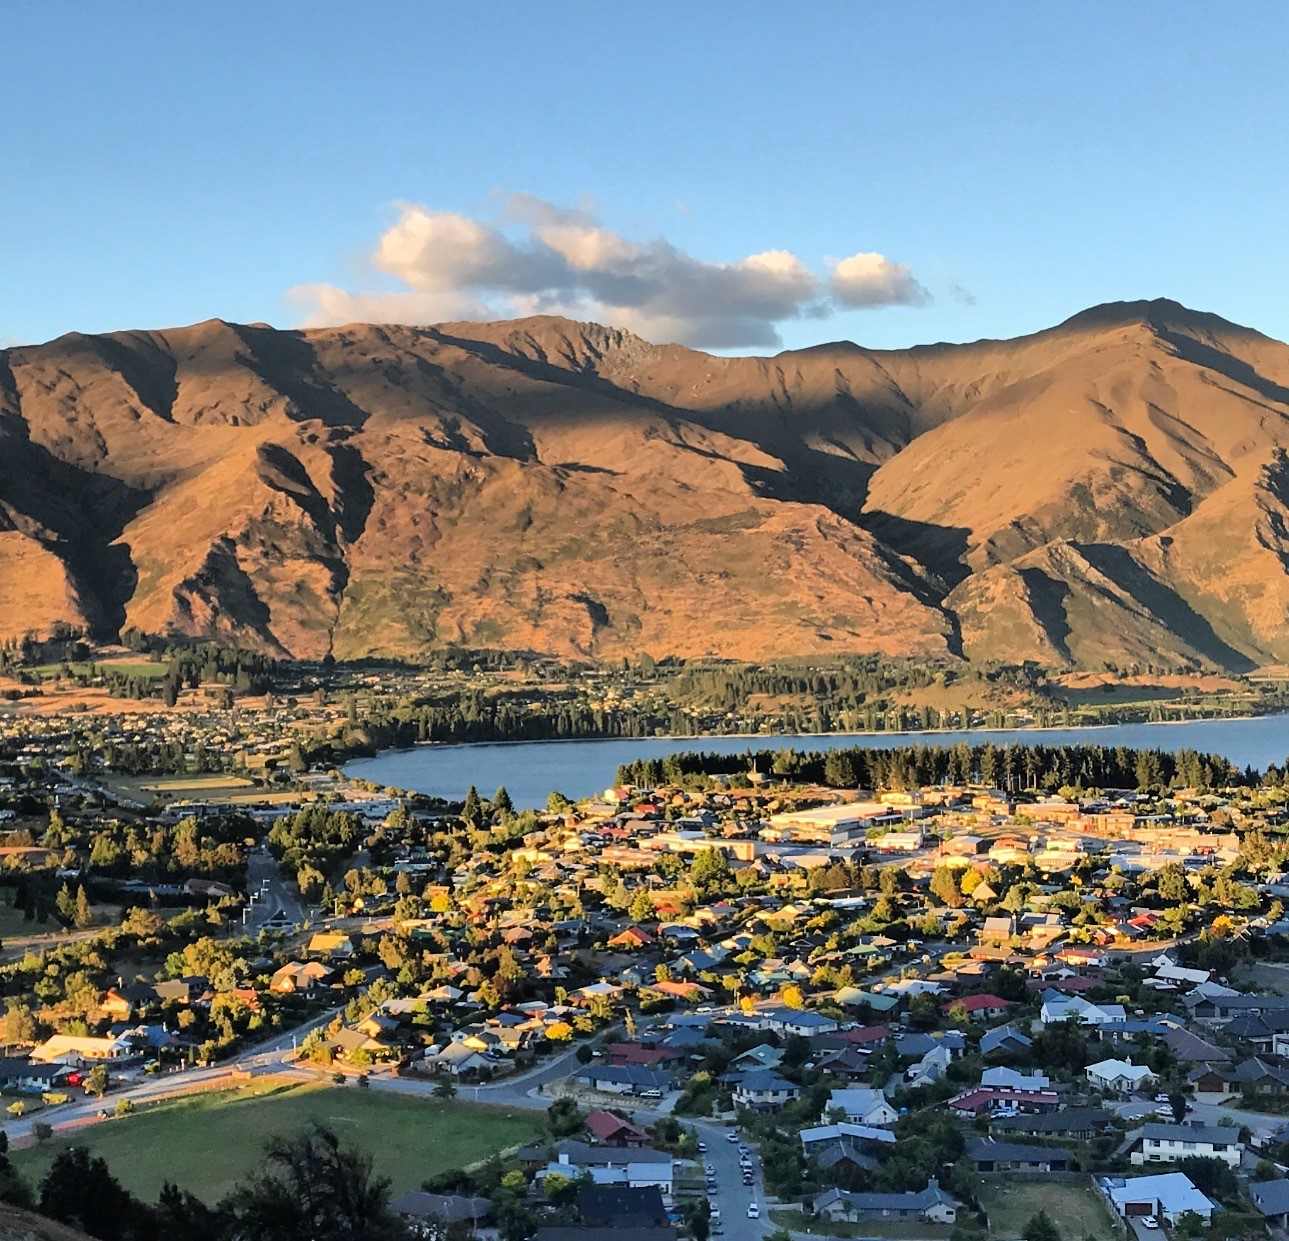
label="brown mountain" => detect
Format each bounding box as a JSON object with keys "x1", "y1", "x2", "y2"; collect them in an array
[{"x1": 3, "y1": 298, "x2": 1289, "y2": 669}]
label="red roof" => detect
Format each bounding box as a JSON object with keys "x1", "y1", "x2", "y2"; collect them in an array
[
  {"x1": 838, "y1": 1024, "x2": 892, "y2": 1045},
  {"x1": 945, "y1": 993, "x2": 1011, "y2": 1012},
  {"x1": 585, "y1": 1109, "x2": 649, "y2": 1143}
]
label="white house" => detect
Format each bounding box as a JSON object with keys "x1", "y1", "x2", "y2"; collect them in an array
[
  {"x1": 827, "y1": 1087, "x2": 898, "y2": 1126},
  {"x1": 981, "y1": 1066, "x2": 1050, "y2": 1091},
  {"x1": 29, "y1": 1034, "x2": 131, "y2": 1065},
  {"x1": 1106, "y1": 1172, "x2": 1216, "y2": 1223},
  {"x1": 534, "y1": 1141, "x2": 674, "y2": 1192},
  {"x1": 1040, "y1": 992, "x2": 1127, "y2": 1026},
  {"x1": 1131, "y1": 1123, "x2": 1242, "y2": 1169},
  {"x1": 733, "y1": 1070, "x2": 801, "y2": 1112},
  {"x1": 1087, "y1": 1058, "x2": 1155, "y2": 1094}
]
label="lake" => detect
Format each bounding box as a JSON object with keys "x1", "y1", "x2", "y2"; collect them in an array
[{"x1": 344, "y1": 714, "x2": 1289, "y2": 807}]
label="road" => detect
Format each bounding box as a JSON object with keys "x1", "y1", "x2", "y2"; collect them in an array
[
  {"x1": 2, "y1": 1003, "x2": 342, "y2": 1146},
  {"x1": 244, "y1": 845, "x2": 306, "y2": 931},
  {"x1": 1115, "y1": 1094, "x2": 1285, "y2": 1140},
  {"x1": 690, "y1": 1117, "x2": 774, "y2": 1239}
]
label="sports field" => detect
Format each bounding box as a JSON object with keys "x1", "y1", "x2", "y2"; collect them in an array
[{"x1": 13, "y1": 1081, "x2": 542, "y2": 1204}]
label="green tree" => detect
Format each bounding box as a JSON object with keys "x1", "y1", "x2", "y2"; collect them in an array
[
  {"x1": 1023, "y1": 1211, "x2": 1061, "y2": 1241},
  {"x1": 221, "y1": 1124, "x2": 405, "y2": 1241},
  {"x1": 84, "y1": 1064, "x2": 109, "y2": 1098},
  {"x1": 74, "y1": 885, "x2": 93, "y2": 929}
]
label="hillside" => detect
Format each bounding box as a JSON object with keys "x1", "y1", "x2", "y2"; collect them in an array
[{"x1": 3, "y1": 299, "x2": 1289, "y2": 669}]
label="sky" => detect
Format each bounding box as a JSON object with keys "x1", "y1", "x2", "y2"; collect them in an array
[{"x1": 4, "y1": 1, "x2": 1289, "y2": 354}]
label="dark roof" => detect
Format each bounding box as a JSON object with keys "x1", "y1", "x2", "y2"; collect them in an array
[
  {"x1": 1140, "y1": 1122, "x2": 1234, "y2": 1145},
  {"x1": 991, "y1": 1107, "x2": 1114, "y2": 1134},
  {"x1": 577, "y1": 1184, "x2": 669, "y2": 1228},
  {"x1": 1251, "y1": 1179, "x2": 1289, "y2": 1217},
  {"x1": 389, "y1": 1192, "x2": 491, "y2": 1222},
  {"x1": 964, "y1": 1137, "x2": 1074, "y2": 1165}
]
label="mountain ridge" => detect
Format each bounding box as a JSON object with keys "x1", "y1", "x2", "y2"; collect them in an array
[{"x1": 3, "y1": 300, "x2": 1288, "y2": 669}]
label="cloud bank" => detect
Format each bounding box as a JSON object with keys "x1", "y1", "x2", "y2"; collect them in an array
[{"x1": 291, "y1": 196, "x2": 935, "y2": 349}]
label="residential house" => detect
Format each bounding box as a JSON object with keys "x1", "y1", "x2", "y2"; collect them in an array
[
  {"x1": 1125, "y1": 1122, "x2": 1242, "y2": 1168},
  {"x1": 573, "y1": 1064, "x2": 671, "y2": 1096},
  {"x1": 945, "y1": 993, "x2": 1012, "y2": 1022},
  {"x1": 576, "y1": 1183, "x2": 670, "y2": 1228},
  {"x1": 1250, "y1": 1179, "x2": 1289, "y2": 1229},
  {"x1": 390, "y1": 1192, "x2": 491, "y2": 1236},
  {"x1": 811, "y1": 1180, "x2": 959, "y2": 1225},
  {"x1": 0, "y1": 1058, "x2": 71, "y2": 1093},
  {"x1": 30, "y1": 1034, "x2": 131, "y2": 1065},
  {"x1": 733, "y1": 1070, "x2": 801, "y2": 1112},
  {"x1": 964, "y1": 1137, "x2": 1074, "y2": 1173},
  {"x1": 533, "y1": 1141, "x2": 674, "y2": 1193},
  {"x1": 585, "y1": 1110, "x2": 650, "y2": 1147},
  {"x1": 269, "y1": 961, "x2": 333, "y2": 993},
  {"x1": 799, "y1": 1122, "x2": 897, "y2": 1176},
  {"x1": 307, "y1": 932, "x2": 356, "y2": 961},
  {"x1": 980, "y1": 1024, "x2": 1033, "y2": 1057},
  {"x1": 827, "y1": 1087, "x2": 898, "y2": 1126},
  {"x1": 1105, "y1": 1172, "x2": 1216, "y2": 1223},
  {"x1": 981, "y1": 1067, "x2": 1049, "y2": 1092},
  {"x1": 991, "y1": 1108, "x2": 1114, "y2": 1140},
  {"x1": 1040, "y1": 991, "x2": 1126, "y2": 1027},
  {"x1": 1086, "y1": 1058, "x2": 1154, "y2": 1094}
]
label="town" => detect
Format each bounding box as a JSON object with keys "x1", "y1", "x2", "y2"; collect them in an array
[{"x1": 0, "y1": 719, "x2": 1289, "y2": 1241}]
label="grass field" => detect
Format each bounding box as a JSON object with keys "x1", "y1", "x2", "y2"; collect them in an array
[
  {"x1": 30, "y1": 661, "x2": 169, "y2": 681},
  {"x1": 979, "y1": 1181, "x2": 1115, "y2": 1240},
  {"x1": 13, "y1": 1082, "x2": 543, "y2": 1204},
  {"x1": 100, "y1": 773, "x2": 262, "y2": 805}
]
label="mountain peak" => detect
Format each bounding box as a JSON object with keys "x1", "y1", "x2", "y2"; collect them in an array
[{"x1": 1057, "y1": 297, "x2": 1253, "y2": 339}]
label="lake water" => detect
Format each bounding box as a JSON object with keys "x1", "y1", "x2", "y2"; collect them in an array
[{"x1": 344, "y1": 714, "x2": 1289, "y2": 807}]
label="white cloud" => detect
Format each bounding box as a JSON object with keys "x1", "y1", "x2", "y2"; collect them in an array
[
  {"x1": 291, "y1": 196, "x2": 933, "y2": 349},
  {"x1": 830, "y1": 252, "x2": 930, "y2": 308}
]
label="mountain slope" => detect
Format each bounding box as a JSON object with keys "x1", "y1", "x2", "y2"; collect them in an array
[{"x1": 2, "y1": 300, "x2": 1288, "y2": 667}]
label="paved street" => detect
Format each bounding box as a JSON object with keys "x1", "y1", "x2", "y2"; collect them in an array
[{"x1": 244, "y1": 844, "x2": 306, "y2": 930}]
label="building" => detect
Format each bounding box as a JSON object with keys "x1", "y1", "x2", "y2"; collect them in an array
[
  {"x1": 964, "y1": 1137, "x2": 1074, "y2": 1173},
  {"x1": 1104, "y1": 1172, "x2": 1216, "y2": 1224},
  {"x1": 1128, "y1": 1122, "x2": 1242, "y2": 1168},
  {"x1": 1250, "y1": 1178, "x2": 1289, "y2": 1228},
  {"x1": 733, "y1": 1070, "x2": 801, "y2": 1112},
  {"x1": 811, "y1": 1179, "x2": 959, "y2": 1225},
  {"x1": 827, "y1": 1087, "x2": 898, "y2": 1126},
  {"x1": 1086, "y1": 1058, "x2": 1154, "y2": 1094},
  {"x1": 29, "y1": 1034, "x2": 131, "y2": 1065}
]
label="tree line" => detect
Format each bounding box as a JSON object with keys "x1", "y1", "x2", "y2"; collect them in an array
[{"x1": 615, "y1": 740, "x2": 1251, "y2": 792}]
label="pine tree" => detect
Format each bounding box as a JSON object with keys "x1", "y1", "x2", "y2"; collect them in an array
[
  {"x1": 461, "y1": 786, "x2": 483, "y2": 827},
  {"x1": 74, "y1": 885, "x2": 93, "y2": 929}
]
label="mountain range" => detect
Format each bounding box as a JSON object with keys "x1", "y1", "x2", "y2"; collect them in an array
[{"x1": 3, "y1": 298, "x2": 1288, "y2": 670}]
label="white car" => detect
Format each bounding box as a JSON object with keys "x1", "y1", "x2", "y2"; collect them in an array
[
  {"x1": 1142, "y1": 1217, "x2": 1159, "y2": 1230},
  {"x1": 747, "y1": 1203, "x2": 760, "y2": 1219},
  {"x1": 726, "y1": 1132, "x2": 738, "y2": 1143}
]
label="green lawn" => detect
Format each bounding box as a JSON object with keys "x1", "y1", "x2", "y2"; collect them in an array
[
  {"x1": 978, "y1": 1181, "x2": 1115, "y2": 1240},
  {"x1": 30, "y1": 661, "x2": 169, "y2": 681},
  {"x1": 13, "y1": 1082, "x2": 542, "y2": 1205}
]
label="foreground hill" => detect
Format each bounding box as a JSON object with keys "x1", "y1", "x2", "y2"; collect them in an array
[{"x1": 3, "y1": 299, "x2": 1289, "y2": 668}]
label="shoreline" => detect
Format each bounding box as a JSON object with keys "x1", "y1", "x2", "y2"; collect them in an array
[{"x1": 343, "y1": 708, "x2": 1288, "y2": 764}]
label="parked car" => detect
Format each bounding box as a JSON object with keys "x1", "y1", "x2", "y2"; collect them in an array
[{"x1": 1142, "y1": 1218, "x2": 1160, "y2": 1230}]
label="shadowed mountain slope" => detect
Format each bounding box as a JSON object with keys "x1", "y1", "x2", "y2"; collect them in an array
[{"x1": 3, "y1": 299, "x2": 1288, "y2": 668}]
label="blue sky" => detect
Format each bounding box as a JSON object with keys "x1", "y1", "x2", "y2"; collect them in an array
[{"x1": 4, "y1": 2, "x2": 1287, "y2": 352}]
